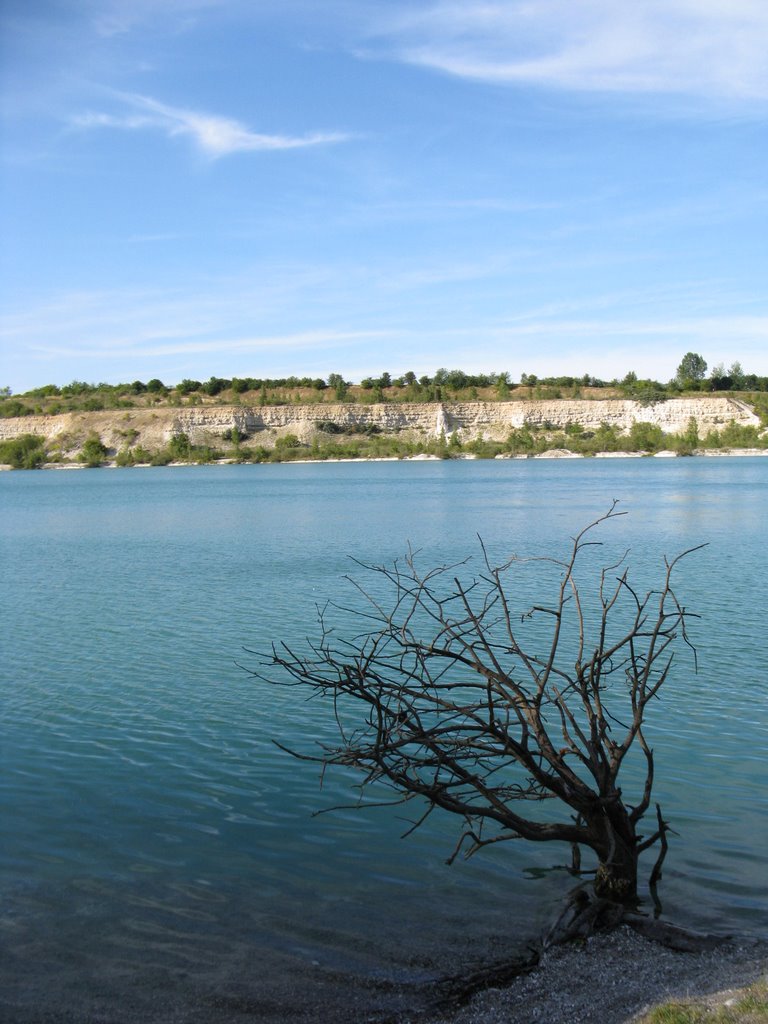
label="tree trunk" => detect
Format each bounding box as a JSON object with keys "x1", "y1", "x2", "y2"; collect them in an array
[
  {"x1": 593, "y1": 832, "x2": 639, "y2": 905},
  {"x1": 587, "y1": 808, "x2": 640, "y2": 905}
]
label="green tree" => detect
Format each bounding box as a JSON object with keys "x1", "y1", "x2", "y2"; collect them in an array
[
  {"x1": 676, "y1": 416, "x2": 700, "y2": 453},
  {"x1": 709, "y1": 364, "x2": 731, "y2": 391},
  {"x1": 327, "y1": 373, "x2": 348, "y2": 400},
  {"x1": 203, "y1": 376, "x2": 230, "y2": 396},
  {"x1": 676, "y1": 353, "x2": 708, "y2": 387},
  {"x1": 729, "y1": 361, "x2": 745, "y2": 390}
]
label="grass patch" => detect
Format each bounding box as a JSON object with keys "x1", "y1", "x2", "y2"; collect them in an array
[{"x1": 638, "y1": 980, "x2": 768, "y2": 1024}]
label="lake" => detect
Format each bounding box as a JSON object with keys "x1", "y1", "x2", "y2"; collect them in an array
[{"x1": 1, "y1": 458, "x2": 766, "y2": 1022}]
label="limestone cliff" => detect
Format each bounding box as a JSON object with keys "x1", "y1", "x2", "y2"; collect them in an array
[{"x1": 0, "y1": 396, "x2": 760, "y2": 457}]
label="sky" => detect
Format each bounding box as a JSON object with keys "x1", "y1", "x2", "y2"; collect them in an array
[{"x1": 1, "y1": 0, "x2": 766, "y2": 393}]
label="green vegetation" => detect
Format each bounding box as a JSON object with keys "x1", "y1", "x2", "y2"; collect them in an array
[
  {"x1": 4, "y1": 412, "x2": 765, "y2": 470},
  {"x1": 3, "y1": 354, "x2": 768, "y2": 421},
  {"x1": 0, "y1": 434, "x2": 47, "y2": 468},
  {"x1": 701, "y1": 422, "x2": 765, "y2": 449},
  {"x1": 148, "y1": 432, "x2": 222, "y2": 465},
  {"x1": 79, "y1": 434, "x2": 107, "y2": 467},
  {"x1": 637, "y1": 980, "x2": 768, "y2": 1024},
  {"x1": 1, "y1": 352, "x2": 765, "y2": 468},
  {"x1": 750, "y1": 393, "x2": 768, "y2": 428},
  {"x1": 210, "y1": 416, "x2": 765, "y2": 466},
  {"x1": 676, "y1": 351, "x2": 708, "y2": 388}
]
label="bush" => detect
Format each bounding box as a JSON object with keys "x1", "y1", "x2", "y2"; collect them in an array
[
  {"x1": 0, "y1": 400, "x2": 33, "y2": 418},
  {"x1": 168, "y1": 433, "x2": 192, "y2": 460},
  {"x1": 505, "y1": 427, "x2": 536, "y2": 454},
  {"x1": 0, "y1": 434, "x2": 46, "y2": 468},
  {"x1": 79, "y1": 434, "x2": 107, "y2": 467},
  {"x1": 193, "y1": 445, "x2": 221, "y2": 463},
  {"x1": 81, "y1": 398, "x2": 105, "y2": 412},
  {"x1": 629, "y1": 422, "x2": 665, "y2": 452},
  {"x1": 717, "y1": 422, "x2": 765, "y2": 448},
  {"x1": 222, "y1": 427, "x2": 249, "y2": 443},
  {"x1": 274, "y1": 433, "x2": 302, "y2": 450}
]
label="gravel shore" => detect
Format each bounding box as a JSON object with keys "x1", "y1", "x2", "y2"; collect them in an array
[
  {"x1": 2, "y1": 927, "x2": 765, "y2": 1023},
  {"x1": 421, "y1": 927, "x2": 768, "y2": 1024}
]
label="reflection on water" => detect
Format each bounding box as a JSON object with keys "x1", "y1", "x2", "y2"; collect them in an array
[{"x1": 1, "y1": 459, "x2": 767, "y2": 1020}]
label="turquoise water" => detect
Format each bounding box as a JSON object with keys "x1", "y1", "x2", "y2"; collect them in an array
[{"x1": 1, "y1": 460, "x2": 766, "y2": 1021}]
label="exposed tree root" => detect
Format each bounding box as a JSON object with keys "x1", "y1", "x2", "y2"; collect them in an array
[
  {"x1": 622, "y1": 914, "x2": 732, "y2": 953},
  {"x1": 430, "y1": 948, "x2": 541, "y2": 1011},
  {"x1": 428, "y1": 893, "x2": 733, "y2": 1014}
]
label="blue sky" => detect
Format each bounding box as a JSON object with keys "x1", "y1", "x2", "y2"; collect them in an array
[{"x1": 1, "y1": 0, "x2": 766, "y2": 393}]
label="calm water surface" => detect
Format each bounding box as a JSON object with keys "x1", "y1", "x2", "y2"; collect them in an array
[{"x1": 1, "y1": 459, "x2": 766, "y2": 1021}]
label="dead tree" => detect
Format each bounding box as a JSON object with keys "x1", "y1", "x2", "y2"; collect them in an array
[{"x1": 259, "y1": 502, "x2": 701, "y2": 911}]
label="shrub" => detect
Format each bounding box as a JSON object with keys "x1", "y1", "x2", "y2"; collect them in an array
[
  {"x1": 79, "y1": 434, "x2": 107, "y2": 467},
  {"x1": 274, "y1": 433, "x2": 302, "y2": 450},
  {"x1": 0, "y1": 434, "x2": 46, "y2": 468},
  {"x1": 0, "y1": 400, "x2": 33, "y2": 418},
  {"x1": 629, "y1": 422, "x2": 665, "y2": 452},
  {"x1": 168, "y1": 433, "x2": 192, "y2": 459}
]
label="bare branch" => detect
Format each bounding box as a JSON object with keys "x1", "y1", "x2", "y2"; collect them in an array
[{"x1": 255, "y1": 503, "x2": 700, "y2": 908}]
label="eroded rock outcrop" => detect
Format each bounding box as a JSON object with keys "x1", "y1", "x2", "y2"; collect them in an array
[{"x1": 0, "y1": 396, "x2": 760, "y2": 456}]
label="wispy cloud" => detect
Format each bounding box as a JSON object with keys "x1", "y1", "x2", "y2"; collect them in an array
[
  {"x1": 0, "y1": 277, "x2": 390, "y2": 375},
  {"x1": 72, "y1": 92, "x2": 350, "y2": 157},
  {"x1": 91, "y1": 0, "x2": 231, "y2": 38},
  {"x1": 369, "y1": 1, "x2": 768, "y2": 101},
  {"x1": 3, "y1": 269, "x2": 766, "y2": 393},
  {"x1": 30, "y1": 329, "x2": 390, "y2": 361}
]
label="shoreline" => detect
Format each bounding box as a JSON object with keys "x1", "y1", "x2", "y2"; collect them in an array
[
  {"x1": 2, "y1": 448, "x2": 768, "y2": 472},
  {"x1": 422, "y1": 927, "x2": 768, "y2": 1024},
  {"x1": 6, "y1": 927, "x2": 764, "y2": 1024}
]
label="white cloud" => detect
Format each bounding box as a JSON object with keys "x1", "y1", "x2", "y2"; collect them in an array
[
  {"x1": 370, "y1": 0, "x2": 768, "y2": 101},
  {"x1": 72, "y1": 93, "x2": 350, "y2": 157},
  {"x1": 38, "y1": 329, "x2": 390, "y2": 361},
  {"x1": 91, "y1": 0, "x2": 228, "y2": 38},
  {"x1": 3, "y1": 272, "x2": 766, "y2": 393}
]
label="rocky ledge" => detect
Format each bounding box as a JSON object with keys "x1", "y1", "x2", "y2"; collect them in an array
[{"x1": 0, "y1": 396, "x2": 761, "y2": 459}]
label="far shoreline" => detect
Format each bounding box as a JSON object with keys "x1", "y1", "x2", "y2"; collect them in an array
[{"x1": 2, "y1": 447, "x2": 767, "y2": 471}]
